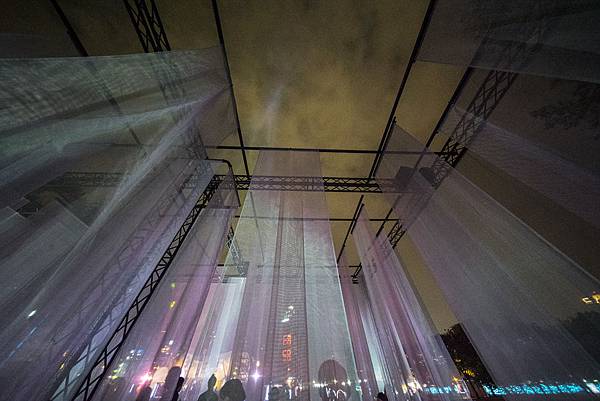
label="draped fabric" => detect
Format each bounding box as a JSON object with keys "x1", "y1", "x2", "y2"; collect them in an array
[
  {"x1": 222, "y1": 151, "x2": 358, "y2": 401},
  {"x1": 377, "y1": 126, "x2": 600, "y2": 400},
  {"x1": 93, "y1": 170, "x2": 238, "y2": 401},
  {"x1": 338, "y1": 257, "x2": 384, "y2": 401},
  {"x1": 352, "y1": 209, "x2": 466, "y2": 401},
  {"x1": 0, "y1": 48, "x2": 236, "y2": 401},
  {"x1": 434, "y1": 71, "x2": 600, "y2": 232},
  {"x1": 418, "y1": 0, "x2": 600, "y2": 83}
]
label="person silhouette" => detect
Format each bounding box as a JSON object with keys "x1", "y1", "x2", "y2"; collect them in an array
[
  {"x1": 219, "y1": 378, "x2": 246, "y2": 401},
  {"x1": 161, "y1": 367, "x2": 183, "y2": 401},
  {"x1": 375, "y1": 392, "x2": 388, "y2": 401},
  {"x1": 268, "y1": 386, "x2": 281, "y2": 401},
  {"x1": 135, "y1": 385, "x2": 152, "y2": 401},
  {"x1": 197, "y1": 374, "x2": 218, "y2": 401},
  {"x1": 170, "y1": 376, "x2": 185, "y2": 401},
  {"x1": 317, "y1": 359, "x2": 353, "y2": 401}
]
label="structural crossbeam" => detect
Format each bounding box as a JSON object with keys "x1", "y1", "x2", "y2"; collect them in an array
[
  {"x1": 225, "y1": 174, "x2": 382, "y2": 192},
  {"x1": 46, "y1": 172, "x2": 385, "y2": 193}
]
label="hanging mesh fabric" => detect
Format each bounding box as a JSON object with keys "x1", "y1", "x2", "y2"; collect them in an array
[
  {"x1": 0, "y1": 47, "x2": 236, "y2": 401},
  {"x1": 337, "y1": 254, "x2": 387, "y2": 401},
  {"x1": 433, "y1": 70, "x2": 600, "y2": 233},
  {"x1": 91, "y1": 169, "x2": 238, "y2": 401},
  {"x1": 418, "y1": 0, "x2": 600, "y2": 83},
  {"x1": 377, "y1": 125, "x2": 600, "y2": 400},
  {"x1": 214, "y1": 151, "x2": 358, "y2": 401},
  {"x1": 351, "y1": 209, "x2": 467, "y2": 401}
]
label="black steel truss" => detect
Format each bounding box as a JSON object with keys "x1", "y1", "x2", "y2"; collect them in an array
[
  {"x1": 69, "y1": 177, "x2": 219, "y2": 401},
  {"x1": 223, "y1": 174, "x2": 381, "y2": 192},
  {"x1": 46, "y1": 172, "x2": 384, "y2": 193},
  {"x1": 123, "y1": 0, "x2": 171, "y2": 52},
  {"x1": 213, "y1": 144, "x2": 450, "y2": 156},
  {"x1": 224, "y1": 226, "x2": 248, "y2": 276}
]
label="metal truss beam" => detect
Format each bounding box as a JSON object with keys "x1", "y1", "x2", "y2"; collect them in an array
[
  {"x1": 213, "y1": 144, "x2": 450, "y2": 156},
  {"x1": 69, "y1": 177, "x2": 219, "y2": 401},
  {"x1": 123, "y1": 0, "x2": 170, "y2": 52},
  {"x1": 46, "y1": 172, "x2": 384, "y2": 193},
  {"x1": 222, "y1": 174, "x2": 382, "y2": 193}
]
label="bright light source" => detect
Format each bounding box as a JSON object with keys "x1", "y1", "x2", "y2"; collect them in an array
[
  {"x1": 140, "y1": 372, "x2": 152, "y2": 383},
  {"x1": 27, "y1": 310, "x2": 36, "y2": 318}
]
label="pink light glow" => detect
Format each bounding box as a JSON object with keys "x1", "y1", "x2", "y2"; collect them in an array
[{"x1": 139, "y1": 372, "x2": 153, "y2": 384}]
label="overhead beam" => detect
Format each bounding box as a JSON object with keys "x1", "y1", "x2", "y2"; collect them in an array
[
  {"x1": 211, "y1": 0, "x2": 250, "y2": 176},
  {"x1": 212, "y1": 144, "x2": 448, "y2": 156},
  {"x1": 233, "y1": 215, "x2": 397, "y2": 222},
  {"x1": 224, "y1": 174, "x2": 381, "y2": 193},
  {"x1": 45, "y1": 172, "x2": 386, "y2": 193}
]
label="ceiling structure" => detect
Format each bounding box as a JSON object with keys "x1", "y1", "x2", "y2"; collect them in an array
[{"x1": 5, "y1": 0, "x2": 599, "y2": 332}]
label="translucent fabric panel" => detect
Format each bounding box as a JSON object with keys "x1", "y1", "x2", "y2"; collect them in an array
[
  {"x1": 352, "y1": 209, "x2": 466, "y2": 401},
  {"x1": 0, "y1": 48, "x2": 235, "y2": 207},
  {"x1": 338, "y1": 257, "x2": 381, "y2": 401},
  {"x1": 180, "y1": 276, "x2": 246, "y2": 396},
  {"x1": 352, "y1": 279, "x2": 388, "y2": 395},
  {"x1": 429, "y1": 71, "x2": 600, "y2": 232},
  {"x1": 93, "y1": 170, "x2": 238, "y2": 401},
  {"x1": 379, "y1": 128, "x2": 600, "y2": 399},
  {"x1": 0, "y1": 202, "x2": 86, "y2": 327},
  {"x1": 408, "y1": 171, "x2": 600, "y2": 398},
  {"x1": 444, "y1": 104, "x2": 600, "y2": 229},
  {"x1": 375, "y1": 124, "x2": 436, "y2": 230},
  {"x1": 225, "y1": 151, "x2": 358, "y2": 401},
  {"x1": 418, "y1": 0, "x2": 600, "y2": 83},
  {"x1": 0, "y1": 48, "x2": 236, "y2": 401}
]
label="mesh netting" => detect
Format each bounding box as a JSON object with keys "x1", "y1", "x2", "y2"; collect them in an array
[
  {"x1": 200, "y1": 151, "x2": 358, "y2": 401},
  {"x1": 92, "y1": 171, "x2": 238, "y2": 401},
  {"x1": 378, "y1": 125, "x2": 600, "y2": 400},
  {"x1": 0, "y1": 48, "x2": 236, "y2": 401},
  {"x1": 352, "y1": 209, "x2": 467, "y2": 401},
  {"x1": 418, "y1": 0, "x2": 600, "y2": 83}
]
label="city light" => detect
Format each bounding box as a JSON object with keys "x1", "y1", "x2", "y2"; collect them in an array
[
  {"x1": 139, "y1": 372, "x2": 153, "y2": 384},
  {"x1": 27, "y1": 310, "x2": 36, "y2": 318},
  {"x1": 482, "y1": 383, "x2": 586, "y2": 396},
  {"x1": 581, "y1": 293, "x2": 600, "y2": 304}
]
